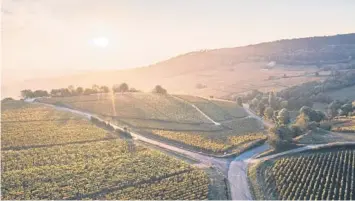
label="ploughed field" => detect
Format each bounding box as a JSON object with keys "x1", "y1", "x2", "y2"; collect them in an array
[
  {"x1": 39, "y1": 93, "x2": 265, "y2": 155},
  {"x1": 252, "y1": 145, "x2": 355, "y2": 200},
  {"x1": 1, "y1": 101, "x2": 209, "y2": 200}
]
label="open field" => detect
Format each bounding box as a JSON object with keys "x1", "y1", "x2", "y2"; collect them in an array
[
  {"x1": 250, "y1": 145, "x2": 355, "y2": 200},
  {"x1": 39, "y1": 93, "x2": 264, "y2": 155},
  {"x1": 1, "y1": 101, "x2": 209, "y2": 200}
]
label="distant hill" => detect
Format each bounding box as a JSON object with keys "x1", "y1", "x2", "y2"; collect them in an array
[{"x1": 3, "y1": 33, "x2": 354, "y2": 99}]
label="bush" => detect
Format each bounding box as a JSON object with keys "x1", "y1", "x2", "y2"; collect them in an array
[
  {"x1": 153, "y1": 85, "x2": 167, "y2": 94},
  {"x1": 290, "y1": 124, "x2": 302, "y2": 137}
]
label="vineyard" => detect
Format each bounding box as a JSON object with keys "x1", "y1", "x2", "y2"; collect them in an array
[
  {"x1": 150, "y1": 129, "x2": 266, "y2": 154},
  {"x1": 176, "y1": 95, "x2": 247, "y2": 121},
  {"x1": 1, "y1": 103, "x2": 110, "y2": 150},
  {"x1": 40, "y1": 93, "x2": 211, "y2": 124},
  {"x1": 39, "y1": 92, "x2": 264, "y2": 155},
  {"x1": 253, "y1": 146, "x2": 355, "y2": 200},
  {"x1": 1, "y1": 101, "x2": 209, "y2": 200},
  {"x1": 331, "y1": 117, "x2": 355, "y2": 133}
]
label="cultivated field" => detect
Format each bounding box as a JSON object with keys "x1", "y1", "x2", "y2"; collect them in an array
[
  {"x1": 331, "y1": 117, "x2": 355, "y2": 133},
  {"x1": 175, "y1": 95, "x2": 247, "y2": 121},
  {"x1": 250, "y1": 145, "x2": 355, "y2": 200},
  {"x1": 1, "y1": 101, "x2": 209, "y2": 200},
  {"x1": 39, "y1": 93, "x2": 265, "y2": 155}
]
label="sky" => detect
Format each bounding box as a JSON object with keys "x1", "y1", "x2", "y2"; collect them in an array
[{"x1": 2, "y1": 0, "x2": 355, "y2": 82}]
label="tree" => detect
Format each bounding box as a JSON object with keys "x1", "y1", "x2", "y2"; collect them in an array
[
  {"x1": 268, "y1": 126, "x2": 293, "y2": 151},
  {"x1": 153, "y1": 85, "x2": 167, "y2": 94},
  {"x1": 119, "y1": 83, "x2": 129, "y2": 93},
  {"x1": 21, "y1": 89, "x2": 34, "y2": 99},
  {"x1": 68, "y1": 85, "x2": 76, "y2": 95},
  {"x1": 33, "y1": 90, "x2": 49, "y2": 97},
  {"x1": 340, "y1": 103, "x2": 353, "y2": 116},
  {"x1": 327, "y1": 101, "x2": 341, "y2": 119},
  {"x1": 300, "y1": 106, "x2": 325, "y2": 122},
  {"x1": 264, "y1": 107, "x2": 274, "y2": 120},
  {"x1": 83, "y1": 88, "x2": 94, "y2": 95},
  {"x1": 294, "y1": 113, "x2": 310, "y2": 132},
  {"x1": 76, "y1": 87, "x2": 84, "y2": 95},
  {"x1": 236, "y1": 97, "x2": 243, "y2": 107},
  {"x1": 277, "y1": 108, "x2": 290, "y2": 125},
  {"x1": 92, "y1": 84, "x2": 100, "y2": 93},
  {"x1": 129, "y1": 88, "x2": 140, "y2": 92},
  {"x1": 100, "y1": 86, "x2": 110, "y2": 93},
  {"x1": 268, "y1": 91, "x2": 278, "y2": 110},
  {"x1": 250, "y1": 98, "x2": 259, "y2": 110},
  {"x1": 257, "y1": 102, "x2": 266, "y2": 116},
  {"x1": 280, "y1": 100, "x2": 288, "y2": 109}
]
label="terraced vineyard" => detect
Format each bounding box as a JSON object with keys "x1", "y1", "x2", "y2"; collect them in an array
[
  {"x1": 1, "y1": 101, "x2": 209, "y2": 200},
  {"x1": 253, "y1": 146, "x2": 355, "y2": 200}
]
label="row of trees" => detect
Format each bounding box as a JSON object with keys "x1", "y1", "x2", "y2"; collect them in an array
[
  {"x1": 20, "y1": 84, "x2": 168, "y2": 99},
  {"x1": 327, "y1": 100, "x2": 355, "y2": 118}
]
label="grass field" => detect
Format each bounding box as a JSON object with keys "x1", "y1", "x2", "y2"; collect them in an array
[
  {"x1": 39, "y1": 93, "x2": 264, "y2": 156},
  {"x1": 250, "y1": 145, "x2": 355, "y2": 200},
  {"x1": 1, "y1": 101, "x2": 209, "y2": 200}
]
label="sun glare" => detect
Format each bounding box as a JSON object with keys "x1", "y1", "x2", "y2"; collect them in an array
[{"x1": 92, "y1": 37, "x2": 109, "y2": 48}]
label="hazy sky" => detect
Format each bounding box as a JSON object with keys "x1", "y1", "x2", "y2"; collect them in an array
[{"x1": 2, "y1": 0, "x2": 355, "y2": 82}]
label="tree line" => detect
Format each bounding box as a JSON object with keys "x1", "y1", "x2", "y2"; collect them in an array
[{"x1": 20, "y1": 83, "x2": 167, "y2": 99}]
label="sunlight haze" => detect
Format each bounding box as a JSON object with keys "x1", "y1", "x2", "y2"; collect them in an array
[{"x1": 2, "y1": 0, "x2": 355, "y2": 83}]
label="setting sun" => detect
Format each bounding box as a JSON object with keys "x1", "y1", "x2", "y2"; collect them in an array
[{"x1": 92, "y1": 37, "x2": 109, "y2": 48}]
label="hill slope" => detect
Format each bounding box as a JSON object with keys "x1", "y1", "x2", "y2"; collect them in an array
[{"x1": 3, "y1": 33, "x2": 355, "y2": 99}]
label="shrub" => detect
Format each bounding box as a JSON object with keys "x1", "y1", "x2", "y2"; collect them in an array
[{"x1": 153, "y1": 85, "x2": 167, "y2": 94}]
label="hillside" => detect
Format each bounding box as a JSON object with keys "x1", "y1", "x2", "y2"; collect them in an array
[
  {"x1": 39, "y1": 93, "x2": 265, "y2": 155},
  {"x1": 3, "y1": 33, "x2": 355, "y2": 99}
]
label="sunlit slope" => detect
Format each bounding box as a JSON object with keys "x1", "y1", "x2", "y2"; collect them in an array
[
  {"x1": 39, "y1": 93, "x2": 265, "y2": 155},
  {"x1": 1, "y1": 101, "x2": 209, "y2": 200}
]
